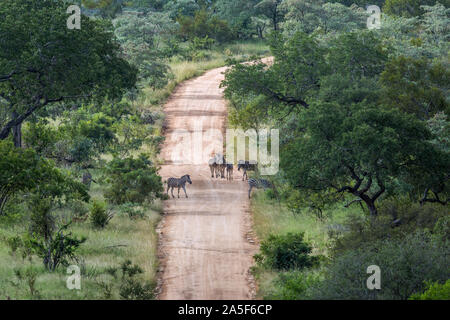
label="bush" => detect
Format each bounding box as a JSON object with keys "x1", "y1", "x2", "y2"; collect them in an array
[
  {"x1": 409, "y1": 280, "x2": 450, "y2": 300},
  {"x1": 90, "y1": 200, "x2": 113, "y2": 229},
  {"x1": 104, "y1": 155, "x2": 163, "y2": 205},
  {"x1": 177, "y1": 10, "x2": 234, "y2": 43},
  {"x1": 254, "y1": 233, "x2": 319, "y2": 271},
  {"x1": 312, "y1": 231, "x2": 450, "y2": 300},
  {"x1": 119, "y1": 260, "x2": 155, "y2": 300},
  {"x1": 0, "y1": 140, "x2": 89, "y2": 215},
  {"x1": 264, "y1": 271, "x2": 322, "y2": 300},
  {"x1": 28, "y1": 223, "x2": 87, "y2": 272}
]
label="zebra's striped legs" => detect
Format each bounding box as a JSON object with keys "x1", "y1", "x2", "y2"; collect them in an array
[
  {"x1": 248, "y1": 185, "x2": 253, "y2": 198},
  {"x1": 242, "y1": 169, "x2": 248, "y2": 181},
  {"x1": 182, "y1": 185, "x2": 188, "y2": 198},
  {"x1": 171, "y1": 187, "x2": 175, "y2": 198}
]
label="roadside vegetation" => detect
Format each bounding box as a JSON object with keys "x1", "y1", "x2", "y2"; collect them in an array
[{"x1": 222, "y1": 0, "x2": 449, "y2": 300}]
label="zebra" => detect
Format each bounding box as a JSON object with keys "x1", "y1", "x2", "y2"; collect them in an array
[
  {"x1": 248, "y1": 178, "x2": 272, "y2": 199},
  {"x1": 226, "y1": 163, "x2": 233, "y2": 181},
  {"x1": 208, "y1": 154, "x2": 226, "y2": 178},
  {"x1": 208, "y1": 157, "x2": 217, "y2": 178},
  {"x1": 167, "y1": 174, "x2": 192, "y2": 198},
  {"x1": 237, "y1": 160, "x2": 257, "y2": 181}
]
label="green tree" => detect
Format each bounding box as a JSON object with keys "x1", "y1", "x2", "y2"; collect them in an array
[
  {"x1": 213, "y1": 0, "x2": 260, "y2": 38},
  {"x1": 177, "y1": 9, "x2": 234, "y2": 42},
  {"x1": 281, "y1": 0, "x2": 367, "y2": 35},
  {"x1": 409, "y1": 280, "x2": 450, "y2": 300},
  {"x1": 380, "y1": 56, "x2": 449, "y2": 120},
  {"x1": 0, "y1": 140, "x2": 89, "y2": 215}
]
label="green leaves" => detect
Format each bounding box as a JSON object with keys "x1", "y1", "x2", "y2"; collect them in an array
[
  {"x1": 223, "y1": 25, "x2": 448, "y2": 215},
  {"x1": 0, "y1": 0, "x2": 137, "y2": 140}
]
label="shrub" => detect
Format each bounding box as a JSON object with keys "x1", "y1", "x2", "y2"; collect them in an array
[
  {"x1": 409, "y1": 280, "x2": 450, "y2": 300},
  {"x1": 264, "y1": 271, "x2": 322, "y2": 300},
  {"x1": 254, "y1": 233, "x2": 319, "y2": 271},
  {"x1": 312, "y1": 231, "x2": 450, "y2": 300},
  {"x1": 13, "y1": 266, "x2": 41, "y2": 298},
  {"x1": 119, "y1": 203, "x2": 146, "y2": 220},
  {"x1": 119, "y1": 260, "x2": 154, "y2": 300},
  {"x1": 104, "y1": 155, "x2": 163, "y2": 205},
  {"x1": 90, "y1": 200, "x2": 113, "y2": 229},
  {"x1": 68, "y1": 199, "x2": 90, "y2": 222}
]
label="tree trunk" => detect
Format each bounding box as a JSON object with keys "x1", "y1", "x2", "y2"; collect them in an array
[
  {"x1": 12, "y1": 111, "x2": 22, "y2": 148},
  {"x1": 0, "y1": 111, "x2": 22, "y2": 147}
]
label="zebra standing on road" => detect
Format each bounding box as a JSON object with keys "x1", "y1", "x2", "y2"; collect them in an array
[
  {"x1": 167, "y1": 174, "x2": 192, "y2": 198},
  {"x1": 248, "y1": 178, "x2": 272, "y2": 198}
]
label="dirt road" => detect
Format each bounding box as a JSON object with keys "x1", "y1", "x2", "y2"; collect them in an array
[{"x1": 157, "y1": 66, "x2": 258, "y2": 300}]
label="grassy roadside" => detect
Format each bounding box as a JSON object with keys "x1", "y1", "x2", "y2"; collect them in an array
[
  {"x1": 0, "y1": 40, "x2": 269, "y2": 300},
  {"x1": 249, "y1": 191, "x2": 357, "y2": 299}
]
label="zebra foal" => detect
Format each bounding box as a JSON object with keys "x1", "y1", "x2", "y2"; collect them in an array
[{"x1": 167, "y1": 174, "x2": 192, "y2": 198}]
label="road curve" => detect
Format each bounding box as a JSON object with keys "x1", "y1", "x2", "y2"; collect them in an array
[{"x1": 157, "y1": 66, "x2": 259, "y2": 300}]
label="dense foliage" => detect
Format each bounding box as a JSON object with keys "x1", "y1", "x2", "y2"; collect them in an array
[{"x1": 104, "y1": 155, "x2": 163, "y2": 205}]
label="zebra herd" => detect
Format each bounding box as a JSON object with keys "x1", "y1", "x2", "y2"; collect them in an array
[
  {"x1": 166, "y1": 154, "x2": 273, "y2": 199},
  {"x1": 208, "y1": 154, "x2": 258, "y2": 182}
]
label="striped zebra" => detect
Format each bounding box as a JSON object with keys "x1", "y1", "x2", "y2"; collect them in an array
[
  {"x1": 167, "y1": 174, "x2": 192, "y2": 198},
  {"x1": 237, "y1": 160, "x2": 257, "y2": 181},
  {"x1": 208, "y1": 154, "x2": 226, "y2": 178},
  {"x1": 248, "y1": 178, "x2": 272, "y2": 198},
  {"x1": 226, "y1": 163, "x2": 233, "y2": 181}
]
